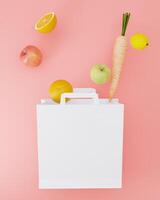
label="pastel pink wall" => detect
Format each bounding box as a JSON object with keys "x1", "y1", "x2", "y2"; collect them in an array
[{"x1": 0, "y1": 0, "x2": 160, "y2": 199}]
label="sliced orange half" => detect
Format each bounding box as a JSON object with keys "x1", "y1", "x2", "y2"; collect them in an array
[{"x1": 35, "y1": 12, "x2": 57, "y2": 33}]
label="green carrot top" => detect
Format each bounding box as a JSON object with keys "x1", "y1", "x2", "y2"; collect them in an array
[{"x1": 121, "y1": 12, "x2": 131, "y2": 36}]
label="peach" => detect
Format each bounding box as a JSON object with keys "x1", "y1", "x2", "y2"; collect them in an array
[{"x1": 20, "y1": 45, "x2": 42, "y2": 67}]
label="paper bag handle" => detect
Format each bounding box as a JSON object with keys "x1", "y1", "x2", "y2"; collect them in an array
[{"x1": 60, "y1": 93, "x2": 99, "y2": 105}]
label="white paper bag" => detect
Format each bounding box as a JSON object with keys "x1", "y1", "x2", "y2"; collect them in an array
[{"x1": 36, "y1": 88, "x2": 124, "y2": 189}]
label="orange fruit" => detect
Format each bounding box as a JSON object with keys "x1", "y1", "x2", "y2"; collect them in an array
[
  {"x1": 35, "y1": 12, "x2": 57, "y2": 33},
  {"x1": 49, "y1": 80, "x2": 73, "y2": 103}
]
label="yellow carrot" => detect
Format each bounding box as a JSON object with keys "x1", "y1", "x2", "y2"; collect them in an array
[{"x1": 109, "y1": 13, "x2": 130, "y2": 101}]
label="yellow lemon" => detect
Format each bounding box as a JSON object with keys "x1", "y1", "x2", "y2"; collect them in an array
[
  {"x1": 35, "y1": 12, "x2": 57, "y2": 33},
  {"x1": 130, "y1": 33, "x2": 149, "y2": 50},
  {"x1": 49, "y1": 80, "x2": 73, "y2": 103}
]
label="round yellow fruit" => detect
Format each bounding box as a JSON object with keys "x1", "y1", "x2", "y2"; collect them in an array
[
  {"x1": 130, "y1": 33, "x2": 149, "y2": 50},
  {"x1": 35, "y1": 12, "x2": 57, "y2": 33},
  {"x1": 49, "y1": 80, "x2": 73, "y2": 103}
]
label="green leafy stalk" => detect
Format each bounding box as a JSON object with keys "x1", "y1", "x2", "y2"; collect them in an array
[{"x1": 121, "y1": 12, "x2": 131, "y2": 36}]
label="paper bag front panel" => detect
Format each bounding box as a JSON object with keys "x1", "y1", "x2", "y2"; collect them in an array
[{"x1": 37, "y1": 104, "x2": 124, "y2": 188}]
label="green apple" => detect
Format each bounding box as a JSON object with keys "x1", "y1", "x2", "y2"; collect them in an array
[{"x1": 90, "y1": 64, "x2": 111, "y2": 84}]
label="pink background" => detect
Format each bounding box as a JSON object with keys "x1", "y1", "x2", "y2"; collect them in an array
[{"x1": 0, "y1": 0, "x2": 160, "y2": 199}]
